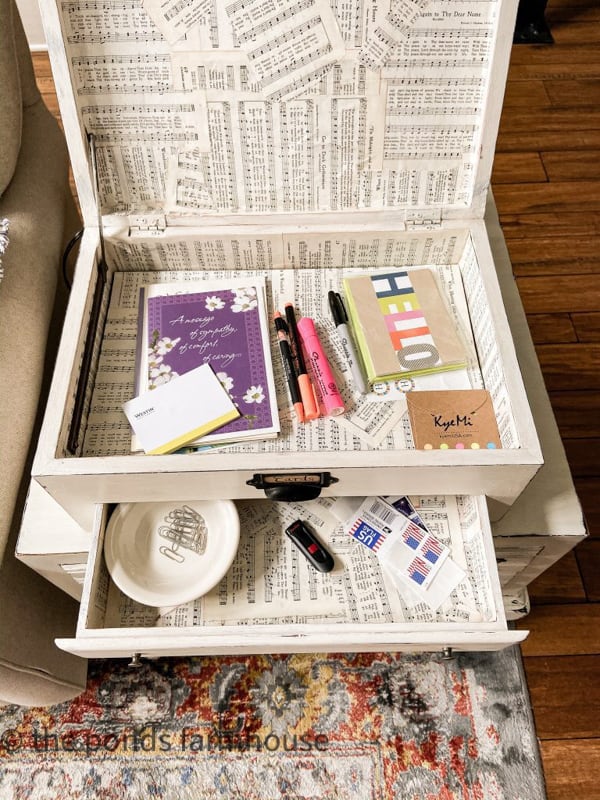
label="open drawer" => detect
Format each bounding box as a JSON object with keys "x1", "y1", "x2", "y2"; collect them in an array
[{"x1": 56, "y1": 494, "x2": 526, "y2": 659}]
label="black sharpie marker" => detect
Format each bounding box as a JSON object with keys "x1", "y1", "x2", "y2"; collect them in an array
[{"x1": 328, "y1": 291, "x2": 368, "y2": 394}]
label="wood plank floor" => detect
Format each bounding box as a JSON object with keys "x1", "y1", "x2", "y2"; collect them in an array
[
  {"x1": 494, "y1": 1, "x2": 600, "y2": 797},
  {"x1": 32, "y1": 2, "x2": 599, "y2": 795}
]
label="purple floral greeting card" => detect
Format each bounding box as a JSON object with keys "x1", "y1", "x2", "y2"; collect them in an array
[{"x1": 142, "y1": 279, "x2": 279, "y2": 444}]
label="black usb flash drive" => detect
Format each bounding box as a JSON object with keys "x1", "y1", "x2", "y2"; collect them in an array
[{"x1": 284, "y1": 519, "x2": 335, "y2": 573}]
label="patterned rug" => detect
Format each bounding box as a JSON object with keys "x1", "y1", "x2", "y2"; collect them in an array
[{"x1": 0, "y1": 647, "x2": 545, "y2": 799}]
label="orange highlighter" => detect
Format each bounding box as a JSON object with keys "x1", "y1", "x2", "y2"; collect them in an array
[{"x1": 284, "y1": 303, "x2": 320, "y2": 420}]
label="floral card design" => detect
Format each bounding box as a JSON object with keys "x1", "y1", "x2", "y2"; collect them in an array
[{"x1": 145, "y1": 282, "x2": 278, "y2": 442}]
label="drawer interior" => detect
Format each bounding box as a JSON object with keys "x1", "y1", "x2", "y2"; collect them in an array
[
  {"x1": 59, "y1": 224, "x2": 531, "y2": 465},
  {"x1": 78, "y1": 495, "x2": 509, "y2": 639}
]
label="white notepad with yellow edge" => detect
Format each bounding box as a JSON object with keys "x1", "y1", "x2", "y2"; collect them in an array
[{"x1": 123, "y1": 363, "x2": 240, "y2": 455}]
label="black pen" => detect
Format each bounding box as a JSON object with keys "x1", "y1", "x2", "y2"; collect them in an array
[
  {"x1": 284, "y1": 303, "x2": 319, "y2": 420},
  {"x1": 328, "y1": 291, "x2": 368, "y2": 394},
  {"x1": 274, "y1": 312, "x2": 304, "y2": 423}
]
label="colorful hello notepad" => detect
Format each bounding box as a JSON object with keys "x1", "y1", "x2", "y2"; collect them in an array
[
  {"x1": 343, "y1": 268, "x2": 467, "y2": 386},
  {"x1": 134, "y1": 277, "x2": 279, "y2": 448}
]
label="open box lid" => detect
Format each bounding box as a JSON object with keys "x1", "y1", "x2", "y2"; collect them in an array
[{"x1": 42, "y1": 0, "x2": 518, "y2": 232}]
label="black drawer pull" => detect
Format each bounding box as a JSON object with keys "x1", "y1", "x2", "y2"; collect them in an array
[{"x1": 246, "y1": 472, "x2": 338, "y2": 501}]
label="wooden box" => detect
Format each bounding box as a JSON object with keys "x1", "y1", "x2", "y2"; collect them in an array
[
  {"x1": 17, "y1": 200, "x2": 585, "y2": 623},
  {"x1": 33, "y1": 0, "x2": 543, "y2": 532}
]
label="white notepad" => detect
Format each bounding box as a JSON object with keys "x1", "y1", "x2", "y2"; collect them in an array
[{"x1": 123, "y1": 363, "x2": 240, "y2": 455}]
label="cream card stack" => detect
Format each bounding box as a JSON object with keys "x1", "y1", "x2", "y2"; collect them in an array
[{"x1": 123, "y1": 363, "x2": 240, "y2": 455}]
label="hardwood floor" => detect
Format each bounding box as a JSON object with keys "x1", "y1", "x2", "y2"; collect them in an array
[
  {"x1": 32, "y1": 2, "x2": 599, "y2": 796},
  {"x1": 493, "y1": 1, "x2": 600, "y2": 796}
]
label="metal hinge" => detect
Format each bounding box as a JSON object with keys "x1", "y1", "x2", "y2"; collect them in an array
[
  {"x1": 128, "y1": 213, "x2": 167, "y2": 237},
  {"x1": 404, "y1": 209, "x2": 443, "y2": 229}
]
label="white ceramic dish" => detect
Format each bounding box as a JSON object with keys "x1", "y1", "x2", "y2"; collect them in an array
[{"x1": 103, "y1": 500, "x2": 240, "y2": 607}]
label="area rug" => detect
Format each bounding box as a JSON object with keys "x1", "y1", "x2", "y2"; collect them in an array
[{"x1": 0, "y1": 647, "x2": 546, "y2": 799}]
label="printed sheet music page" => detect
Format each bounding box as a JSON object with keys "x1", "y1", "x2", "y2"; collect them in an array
[{"x1": 59, "y1": 0, "x2": 497, "y2": 216}]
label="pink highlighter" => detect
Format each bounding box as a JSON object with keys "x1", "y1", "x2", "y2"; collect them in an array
[{"x1": 296, "y1": 316, "x2": 345, "y2": 417}]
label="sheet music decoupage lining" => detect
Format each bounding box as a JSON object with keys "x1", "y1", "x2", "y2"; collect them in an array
[
  {"x1": 101, "y1": 495, "x2": 496, "y2": 629},
  {"x1": 59, "y1": 0, "x2": 498, "y2": 216}
]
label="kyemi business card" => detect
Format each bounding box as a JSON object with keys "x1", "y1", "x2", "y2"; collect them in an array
[{"x1": 406, "y1": 389, "x2": 502, "y2": 451}]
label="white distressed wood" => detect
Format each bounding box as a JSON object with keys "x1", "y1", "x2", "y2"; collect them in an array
[
  {"x1": 37, "y1": 0, "x2": 97, "y2": 226},
  {"x1": 494, "y1": 534, "x2": 586, "y2": 597},
  {"x1": 32, "y1": 227, "x2": 101, "y2": 469},
  {"x1": 27, "y1": 0, "x2": 585, "y2": 659},
  {"x1": 485, "y1": 195, "x2": 587, "y2": 534},
  {"x1": 18, "y1": 480, "x2": 90, "y2": 555},
  {"x1": 36, "y1": 456, "x2": 543, "y2": 532},
  {"x1": 468, "y1": 0, "x2": 520, "y2": 218},
  {"x1": 16, "y1": 481, "x2": 90, "y2": 599},
  {"x1": 32, "y1": 0, "x2": 544, "y2": 519},
  {"x1": 31, "y1": 220, "x2": 543, "y2": 528},
  {"x1": 468, "y1": 221, "x2": 540, "y2": 455},
  {"x1": 55, "y1": 630, "x2": 527, "y2": 659}
]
